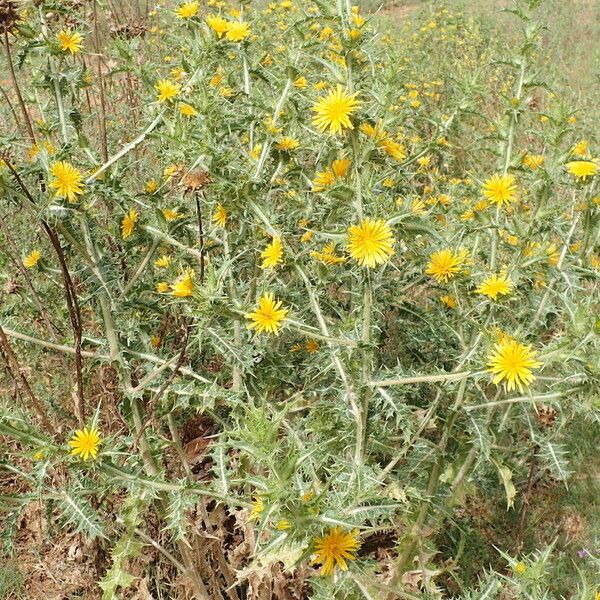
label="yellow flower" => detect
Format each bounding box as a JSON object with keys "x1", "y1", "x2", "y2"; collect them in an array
[
  {"x1": 260, "y1": 237, "x2": 283, "y2": 269},
  {"x1": 156, "y1": 281, "x2": 170, "y2": 293},
  {"x1": 276, "y1": 137, "x2": 300, "y2": 151},
  {"x1": 219, "y1": 86, "x2": 234, "y2": 98},
  {"x1": 179, "y1": 102, "x2": 198, "y2": 117},
  {"x1": 331, "y1": 158, "x2": 351, "y2": 178},
  {"x1": 522, "y1": 154, "x2": 545, "y2": 170},
  {"x1": 145, "y1": 179, "x2": 158, "y2": 193},
  {"x1": 170, "y1": 66, "x2": 187, "y2": 80},
  {"x1": 347, "y1": 218, "x2": 395, "y2": 268},
  {"x1": 121, "y1": 209, "x2": 138, "y2": 239},
  {"x1": 426, "y1": 248, "x2": 469, "y2": 283},
  {"x1": 57, "y1": 29, "x2": 83, "y2": 54},
  {"x1": 439, "y1": 294, "x2": 456, "y2": 309},
  {"x1": 476, "y1": 272, "x2": 513, "y2": 300},
  {"x1": 293, "y1": 76, "x2": 307, "y2": 88},
  {"x1": 306, "y1": 339, "x2": 319, "y2": 353},
  {"x1": 311, "y1": 242, "x2": 345, "y2": 266},
  {"x1": 170, "y1": 269, "x2": 195, "y2": 297},
  {"x1": 571, "y1": 140, "x2": 588, "y2": 157},
  {"x1": 68, "y1": 426, "x2": 102, "y2": 461},
  {"x1": 482, "y1": 173, "x2": 518, "y2": 207},
  {"x1": 514, "y1": 562, "x2": 527, "y2": 575},
  {"x1": 225, "y1": 21, "x2": 251, "y2": 42},
  {"x1": 154, "y1": 255, "x2": 172, "y2": 268},
  {"x1": 206, "y1": 15, "x2": 230, "y2": 38},
  {"x1": 23, "y1": 250, "x2": 41, "y2": 269},
  {"x1": 155, "y1": 79, "x2": 180, "y2": 102},
  {"x1": 487, "y1": 339, "x2": 542, "y2": 393},
  {"x1": 312, "y1": 85, "x2": 360, "y2": 135},
  {"x1": 410, "y1": 198, "x2": 427, "y2": 215},
  {"x1": 49, "y1": 161, "x2": 85, "y2": 202},
  {"x1": 245, "y1": 292, "x2": 288, "y2": 335},
  {"x1": 176, "y1": 1, "x2": 199, "y2": 19},
  {"x1": 312, "y1": 169, "x2": 336, "y2": 191},
  {"x1": 566, "y1": 160, "x2": 598, "y2": 180},
  {"x1": 213, "y1": 203, "x2": 227, "y2": 227},
  {"x1": 249, "y1": 496, "x2": 264, "y2": 520},
  {"x1": 151, "y1": 335, "x2": 162, "y2": 348},
  {"x1": 313, "y1": 528, "x2": 360, "y2": 576},
  {"x1": 162, "y1": 208, "x2": 183, "y2": 221},
  {"x1": 546, "y1": 243, "x2": 559, "y2": 266},
  {"x1": 379, "y1": 137, "x2": 406, "y2": 162},
  {"x1": 276, "y1": 519, "x2": 292, "y2": 530}
]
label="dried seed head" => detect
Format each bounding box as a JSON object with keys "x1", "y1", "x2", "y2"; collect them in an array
[
  {"x1": 4, "y1": 279, "x2": 20, "y2": 294},
  {"x1": 110, "y1": 21, "x2": 147, "y2": 40},
  {"x1": 0, "y1": 0, "x2": 19, "y2": 34},
  {"x1": 535, "y1": 404, "x2": 557, "y2": 428},
  {"x1": 181, "y1": 169, "x2": 213, "y2": 193}
]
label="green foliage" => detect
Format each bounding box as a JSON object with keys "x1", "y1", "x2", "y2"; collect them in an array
[{"x1": 0, "y1": 0, "x2": 598, "y2": 598}]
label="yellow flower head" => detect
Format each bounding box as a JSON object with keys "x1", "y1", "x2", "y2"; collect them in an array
[
  {"x1": 121, "y1": 209, "x2": 138, "y2": 239},
  {"x1": 225, "y1": 21, "x2": 251, "y2": 42},
  {"x1": 213, "y1": 203, "x2": 227, "y2": 227},
  {"x1": 514, "y1": 562, "x2": 527, "y2": 575},
  {"x1": 57, "y1": 29, "x2": 83, "y2": 54},
  {"x1": 155, "y1": 79, "x2": 180, "y2": 102},
  {"x1": 49, "y1": 161, "x2": 85, "y2": 202},
  {"x1": 313, "y1": 528, "x2": 360, "y2": 576},
  {"x1": 276, "y1": 137, "x2": 300, "y2": 151},
  {"x1": 522, "y1": 154, "x2": 545, "y2": 170},
  {"x1": 347, "y1": 218, "x2": 395, "y2": 268},
  {"x1": 176, "y1": 1, "x2": 199, "y2": 19},
  {"x1": 305, "y1": 339, "x2": 319, "y2": 354},
  {"x1": 206, "y1": 15, "x2": 230, "y2": 37},
  {"x1": 179, "y1": 102, "x2": 198, "y2": 117},
  {"x1": 379, "y1": 137, "x2": 406, "y2": 162},
  {"x1": 260, "y1": 237, "x2": 283, "y2": 269},
  {"x1": 331, "y1": 157, "x2": 351, "y2": 178},
  {"x1": 170, "y1": 269, "x2": 195, "y2": 297},
  {"x1": 487, "y1": 338, "x2": 542, "y2": 393},
  {"x1": 162, "y1": 208, "x2": 183, "y2": 221},
  {"x1": 312, "y1": 85, "x2": 360, "y2": 135},
  {"x1": 23, "y1": 250, "x2": 41, "y2": 269},
  {"x1": 68, "y1": 426, "x2": 102, "y2": 461},
  {"x1": 311, "y1": 242, "x2": 345, "y2": 266},
  {"x1": 476, "y1": 272, "x2": 513, "y2": 301},
  {"x1": 154, "y1": 255, "x2": 172, "y2": 268},
  {"x1": 571, "y1": 140, "x2": 589, "y2": 158},
  {"x1": 249, "y1": 496, "x2": 264, "y2": 520},
  {"x1": 245, "y1": 292, "x2": 288, "y2": 335},
  {"x1": 293, "y1": 76, "x2": 307, "y2": 88},
  {"x1": 145, "y1": 179, "x2": 158, "y2": 194},
  {"x1": 157, "y1": 281, "x2": 170, "y2": 293},
  {"x1": 566, "y1": 160, "x2": 598, "y2": 180},
  {"x1": 482, "y1": 173, "x2": 518, "y2": 207},
  {"x1": 312, "y1": 169, "x2": 336, "y2": 191},
  {"x1": 439, "y1": 294, "x2": 456, "y2": 309},
  {"x1": 426, "y1": 248, "x2": 469, "y2": 283}
]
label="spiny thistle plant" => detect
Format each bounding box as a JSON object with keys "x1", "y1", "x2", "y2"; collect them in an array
[{"x1": 0, "y1": 0, "x2": 598, "y2": 598}]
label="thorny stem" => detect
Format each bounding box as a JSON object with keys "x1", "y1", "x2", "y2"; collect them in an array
[
  {"x1": 530, "y1": 211, "x2": 580, "y2": 329},
  {"x1": 394, "y1": 379, "x2": 468, "y2": 578},
  {"x1": 223, "y1": 230, "x2": 243, "y2": 391},
  {"x1": 355, "y1": 271, "x2": 372, "y2": 467},
  {"x1": 2, "y1": 31, "x2": 36, "y2": 144},
  {"x1": 44, "y1": 225, "x2": 85, "y2": 426},
  {"x1": 252, "y1": 77, "x2": 292, "y2": 179},
  {"x1": 490, "y1": 58, "x2": 527, "y2": 271}
]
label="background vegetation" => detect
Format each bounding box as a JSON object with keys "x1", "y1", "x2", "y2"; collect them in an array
[{"x1": 1, "y1": 0, "x2": 598, "y2": 598}]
